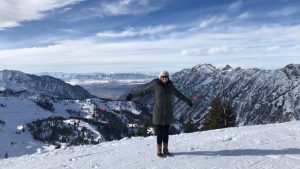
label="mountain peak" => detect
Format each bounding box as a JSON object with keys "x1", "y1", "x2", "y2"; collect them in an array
[
  {"x1": 222, "y1": 64, "x2": 233, "y2": 71},
  {"x1": 284, "y1": 64, "x2": 300, "y2": 70},
  {"x1": 0, "y1": 69, "x2": 32, "y2": 81},
  {"x1": 193, "y1": 64, "x2": 217, "y2": 73},
  {"x1": 282, "y1": 64, "x2": 300, "y2": 77}
]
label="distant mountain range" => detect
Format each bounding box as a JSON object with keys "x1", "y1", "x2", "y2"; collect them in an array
[
  {"x1": 37, "y1": 72, "x2": 157, "y2": 85},
  {"x1": 122, "y1": 63, "x2": 300, "y2": 128},
  {"x1": 35, "y1": 72, "x2": 157, "y2": 99}
]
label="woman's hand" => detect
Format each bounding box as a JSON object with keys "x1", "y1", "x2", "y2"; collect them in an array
[
  {"x1": 126, "y1": 94, "x2": 133, "y2": 101},
  {"x1": 188, "y1": 100, "x2": 193, "y2": 107}
]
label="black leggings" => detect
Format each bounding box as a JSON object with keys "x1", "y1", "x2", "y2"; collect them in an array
[{"x1": 155, "y1": 125, "x2": 170, "y2": 145}]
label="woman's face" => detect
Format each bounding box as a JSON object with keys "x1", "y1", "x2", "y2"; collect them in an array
[{"x1": 160, "y1": 76, "x2": 169, "y2": 83}]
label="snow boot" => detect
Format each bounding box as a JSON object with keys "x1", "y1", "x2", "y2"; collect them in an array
[
  {"x1": 157, "y1": 144, "x2": 164, "y2": 157},
  {"x1": 163, "y1": 144, "x2": 172, "y2": 156}
]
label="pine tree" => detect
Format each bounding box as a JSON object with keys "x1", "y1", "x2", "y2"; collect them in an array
[
  {"x1": 36, "y1": 99, "x2": 54, "y2": 112},
  {"x1": 55, "y1": 144, "x2": 61, "y2": 149},
  {"x1": 202, "y1": 97, "x2": 236, "y2": 131},
  {"x1": 137, "y1": 119, "x2": 151, "y2": 137},
  {"x1": 184, "y1": 115, "x2": 196, "y2": 133},
  {"x1": 225, "y1": 103, "x2": 237, "y2": 127},
  {"x1": 0, "y1": 119, "x2": 5, "y2": 130},
  {"x1": 22, "y1": 125, "x2": 25, "y2": 133}
]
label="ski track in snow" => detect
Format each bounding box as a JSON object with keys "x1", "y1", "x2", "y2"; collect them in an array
[{"x1": 1, "y1": 121, "x2": 300, "y2": 169}]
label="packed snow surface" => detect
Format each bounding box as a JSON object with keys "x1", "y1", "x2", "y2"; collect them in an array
[{"x1": 1, "y1": 121, "x2": 300, "y2": 169}]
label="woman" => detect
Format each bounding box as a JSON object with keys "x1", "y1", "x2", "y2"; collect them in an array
[{"x1": 126, "y1": 70, "x2": 193, "y2": 157}]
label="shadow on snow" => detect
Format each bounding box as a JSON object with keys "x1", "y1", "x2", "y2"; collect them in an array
[{"x1": 173, "y1": 148, "x2": 300, "y2": 156}]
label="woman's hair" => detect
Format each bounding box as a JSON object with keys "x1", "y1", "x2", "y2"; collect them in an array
[{"x1": 159, "y1": 70, "x2": 169, "y2": 78}]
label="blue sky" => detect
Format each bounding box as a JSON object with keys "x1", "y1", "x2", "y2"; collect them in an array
[{"x1": 0, "y1": 0, "x2": 299, "y2": 73}]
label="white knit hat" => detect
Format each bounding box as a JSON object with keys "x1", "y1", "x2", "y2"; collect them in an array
[{"x1": 159, "y1": 70, "x2": 169, "y2": 77}]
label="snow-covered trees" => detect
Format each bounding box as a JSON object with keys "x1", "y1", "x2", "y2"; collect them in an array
[{"x1": 36, "y1": 99, "x2": 54, "y2": 112}]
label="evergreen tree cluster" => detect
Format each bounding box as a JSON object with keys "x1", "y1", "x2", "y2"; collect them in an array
[
  {"x1": 137, "y1": 118, "x2": 153, "y2": 137},
  {"x1": 0, "y1": 152, "x2": 9, "y2": 159},
  {"x1": 121, "y1": 110, "x2": 154, "y2": 138},
  {"x1": 202, "y1": 97, "x2": 237, "y2": 131},
  {"x1": 36, "y1": 99, "x2": 54, "y2": 112},
  {"x1": 66, "y1": 109, "x2": 84, "y2": 116},
  {"x1": 94, "y1": 110, "x2": 129, "y2": 141},
  {"x1": 12, "y1": 99, "x2": 154, "y2": 149},
  {"x1": 25, "y1": 108, "x2": 136, "y2": 147},
  {"x1": 26, "y1": 117, "x2": 100, "y2": 147},
  {"x1": 91, "y1": 105, "x2": 153, "y2": 139},
  {"x1": 184, "y1": 116, "x2": 197, "y2": 133}
]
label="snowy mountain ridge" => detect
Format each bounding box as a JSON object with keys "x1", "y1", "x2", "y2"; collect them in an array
[
  {"x1": 0, "y1": 70, "x2": 93, "y2": 100},
  {"x1": 172, "y1": 63, "x2": 300, "y2": 125},
  {"x1": 1, "y1": 121, "x2": 300, "y2": 169},
  {"x1": 123, "y1": 63, "x2": 300, "y2": 128}
]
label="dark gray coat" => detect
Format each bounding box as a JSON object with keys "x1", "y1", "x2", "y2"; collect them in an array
[{"x1": 131, "y1": 78, "x2": 191, "y2": 125}]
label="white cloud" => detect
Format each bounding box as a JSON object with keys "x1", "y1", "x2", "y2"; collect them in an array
[
  {"x1": 265, "y1": 46, "x2": 280, "y2": 52},
  {"x1": 101, "y1": 0, "x2": 162, "y2": 16},
  {"x1": 0, "y1": 39, "x2": 182, "y2": 72},
  {"x1": 207, "y1": 46, "x2": 229, "y2": 55},
  {"x1": 1, "y1": 24, "x2": 300, "y2": 73},
  {"x1": 269, "y1": 7, "x2": 299, "y2": 17},
  {"x1": 0, "y1": 21, "x2": 20, "y2": 30},
  {"x1": 189, "y1": 0, "x2": 245, "y2": 31},
  {"x1": 197, "y1": 15, "x2": 227, "y2": 29},
  {"x1": 180, "y1": 48, "x2": 202, "y2": 57},
  {"x1": 181, "y1": 46, "x2": 231, "y2": 57},
  {"x1": 64, "y1": 0, "x2": 162, "y2": 22},
  {"x1": 228, "y1": 0, "x2": 243, "y2": 11},
  {"x1": 96, "y1": 25, "x2": 175, "y2": 38},
  {"x1": 0, "y1": 0, "x2": 83, "y2": 30},
  {"x1": 238, "y1": 12, "x2": 250, "y2": 19}
]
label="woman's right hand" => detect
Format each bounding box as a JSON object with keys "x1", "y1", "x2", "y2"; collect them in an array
[{"x1": 126, "y1": 94, "x2": 133, "y2": 101}]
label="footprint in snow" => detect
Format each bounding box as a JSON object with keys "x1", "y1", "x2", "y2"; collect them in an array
[
  {"x1": 91, "y1": 164, "x2": 99, "y2": 168},
  {"x1": 189, "y1": 147, "x2": 195, "y2": 151},
  {"x1": 68, "y1": 158, "x2": 76, "y2": 162},
  {"x1": 222, "y1": 137, "x2": 233, "y2": 142}
]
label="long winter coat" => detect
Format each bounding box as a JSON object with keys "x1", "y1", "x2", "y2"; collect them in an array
[{"x1": 131, "y1": 78, "x2": 191, "y2": 125}]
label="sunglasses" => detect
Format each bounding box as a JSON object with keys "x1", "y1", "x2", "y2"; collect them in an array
[{"x1": 161, "y1": 76, "x2": 169, "y2": 79}]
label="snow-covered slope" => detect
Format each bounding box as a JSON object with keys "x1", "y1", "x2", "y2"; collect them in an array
[
  {"x1": 1, "y1": 121, "x2": 300, "y2": 169},
  {"x1": 0, "y1": 96, "x2": 149, "y2": 158},
  {"x1": 0, "y1": 97, "x2": 54, "y2": 157}
]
